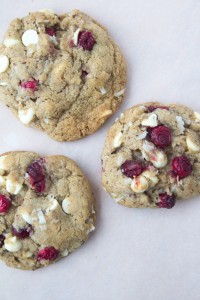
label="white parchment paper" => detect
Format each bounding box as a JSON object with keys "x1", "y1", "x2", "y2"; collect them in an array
[{"x1": 0, "y1": 1, "x2": 200, "y2": 299}]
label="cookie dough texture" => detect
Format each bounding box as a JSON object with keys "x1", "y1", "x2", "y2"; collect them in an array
[
  {"x1": 0, "y1": 9, "x2": 126, "y2": 141},
  {"x1": 0, "y1": 151, "x2": 95, "y2": 270},
  {"x1": 102, "y1": 102, "x2": 200, "y2": 208}
]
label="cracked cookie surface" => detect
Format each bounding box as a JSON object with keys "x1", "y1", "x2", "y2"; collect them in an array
[
  {"x1": 0, "y1": 9, "x2": 126, "y2": 141},
  {"x1": 102, "y1": 102, "x2": 200, "y2": 208},
  {"x1": 0, "y1": 151, "x2": 95, "y2": 270}
]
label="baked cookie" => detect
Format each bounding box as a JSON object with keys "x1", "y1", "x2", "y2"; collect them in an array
[
  {"x1": 102, "y1": 102, "x2": 200, "y2": 208},
  {"x1": 0, "y1": 9, "x2": 126, "y2": 141},
  {"x1": 0, "y1": 151, "x2": 95, "y2": 270}
]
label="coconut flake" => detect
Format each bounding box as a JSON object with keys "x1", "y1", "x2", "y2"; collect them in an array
[
  {"x1": 49, "y1": 35, "x2": 58, "y2": 46},
  {"x1": 36, "y1": 208, "x2": 46, "y2": 225},
  {"x1": 176, "y1": 116, "x2": 185, "y2": 134},
  {"x1": 100, "y1": 87, "x2": 107, "y2": 95},
  {"x1": 136, "y1": 130, "x2": 148, "y2": 140},
  {"x1": 141, "y1": 113, "x2": 158, "y2": 127},
  {"x1": 73, "y1": 28, "x2": 81, "y2": 46},
  {"x1": 114, "y1": 89, "x2": 125, "y2": 97},
  {"x1": 87, "y1": 225, "x2": 95, "y2": 234}
]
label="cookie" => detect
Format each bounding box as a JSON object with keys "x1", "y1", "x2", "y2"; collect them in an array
[
  {"x1": 0, "y1": 151, "x2": 95, "y2": 270},
  {"x1": 102, "y1": 102, "x2": 200, "y2": 208},
  {"x1": 0, "y1": 9, "x2": 126, "y2": 141}
]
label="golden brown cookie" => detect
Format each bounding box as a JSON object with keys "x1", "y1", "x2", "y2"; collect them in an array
[
  {"x1": 0, "y1": 9, "x2": 126, "y2": 141},
  {"x1": 102, "y1": 102, "x2": 200, "y2": 208},
  {"x1": 0, "y1": 151, "x2": 95, "y2": 270}
]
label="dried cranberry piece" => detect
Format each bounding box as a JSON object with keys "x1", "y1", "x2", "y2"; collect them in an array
[
  {"x1": 150, "y1": 125, "x2": 172, "y2": 149},
  {"x1": 78, "y1": 31, "x2": 95, "y2": 50},
  {"x1": 121, "y1": 160, "x2": 144, "y2": 178},
  {"x1": 27, "y1": 160, "x2": 46, "y2": 193},
  {"x1": 147, "y1": 106, "x2": 169, "y2": 112},
  {"x1": 37, "y1": 246, "x2": 59, "y2": 261},
  {"x1": 172, "y1": 156, "x2": 192, "y2": 179},
  {"x1": 158, "y1": 193, "x2": 176, "y2": 209},
  {"x1": 45, "y1": 27, "x2": 56, "y2": 36},
  {"x1": 0, "y1": 195, "x2": 11, "y2": 214},
  {"x1": 12, "y1": 225, "x2": 32, "y2": 239},
  {"x1": 21, "y1": 79, "x2": 38, "y2": 91}
]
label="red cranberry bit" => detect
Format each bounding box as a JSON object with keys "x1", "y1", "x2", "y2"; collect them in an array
[
  {"x1": 172, "y1": 156, "x2": 192, "y2": 179},
  {"x1": 121, "y1": 160, "x2": 144, "y2": 178},
  {"x1": 37, "y1": 246, "x2": 59, "y2": 261},
  {"x1": 0, "y1": 195, "x2": 11, "y2": 214},
  {"x1": 147, "y1": 106, "x2": 169, "y2": 112},
  {"x1": 0, "y1": 235, "x2": 5, "y2": 248},
  {"x1": 27, "y1": 160, "x2": 46, "y2": 193},
  {"x1": 45, "y1": 27, "x2": 56, "y2": 36},
  {"x1": 12, "y1": 225, "x2": 32, "y2": 239},
  {"x1": 150, "y1": 125, "x2": 172, "y2": 149},
  {"x1": 69, "y1": 39, "x2": 75, "y2": 48},
  {"x1": 158, "y1": 193, "x2": 176, "y2": 209},
  {"x1": 21, "y1": 79, "x2": 38, "y2": 91},
  {"x1": 78, "y1": 31, "x2": 95, "y2": 50}
]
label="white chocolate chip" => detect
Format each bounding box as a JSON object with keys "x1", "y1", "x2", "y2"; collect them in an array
[
  {"x1": 87, "y1": 225, "x2": 95, "y2": 234},
  {"x1": 6, "y1": 177, "x2": 22, "y2": 195},
  {"x1": 142, "y1": 140, "x2": 154, "y2": 153},
  {"x1": 62, "y1": 198, "x2": 71, "y2": 214},
  {"x1": 114, "y1": 89, "x2": 125, "y2": 97},
  {"x1": 186, "y1": 136, "x2": 200, "y2": 153},
  {"x1": 22, "y1": 30, "x2": 39, "y2": 47},
  {"x1": 142, "y1": 170, "x2": 159, "y2": 187},
  {"x1": 4, "y1": 236, "x2": 22, "y2": 252},
  {"x1": 0, "y1": 155, "x2": 7, "y2": 170},
  {"x1": 18, "y1": 108, "x2": 35, "y2": 124},
  {"x1": 61, "y1": 249, "x2": 69, "y2": 257},
  {"x1": 46, "y1": 195, "x2": 59, "y2": 214},
  {"x1": 142, "y1": 141, "x2": 167, "y2": 168},
  {"x1": 152, "y1": 151, "x2": 167, "y2": 168},
  {"x1": 113, "y1": 132, "x2": 123, "y2": 148},
  {"x1": 0, "y1": 55, "x2": 9, "y2": 73},
  {"x1": 20, "y1": 210, "x2": 33, "y2": 225},
  {"x1": 141, "y1": 114, "x2": 158, "y2": 127},
  {"x1": 100, "y1": 87, "x2": 107, "y2": 95},
  {"x1": 194, "y1": 111, "x2": 200, "y2": 122},
  {"x1": 73, "y1": 28, "x2": 81, "y2": 46},
  {"x1": 101, "y1": 110, "x2": 112, "y2": 118},
  {"x1": 131, "y1": 176, "x2": 149, "y2": 193},
  {"x1": 0, "y1": 81, "x2": 8, "y2": 86},
  {"x1": 4, "y1": 38, "x2": 20, "y2": 47},
  {"x1": 36, "y1": 209, "x2": 46, "y2": 225},
  {"x1": 176, "y1": 116, "x2": 185, "y2": 134},
  {"x1": 136, "y1": 130, "x2": 148, "y2": 140}
]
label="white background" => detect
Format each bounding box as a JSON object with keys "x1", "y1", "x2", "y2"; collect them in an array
[{"x1": 0, "y1": 0, "x2": 200, "y2": 299}]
